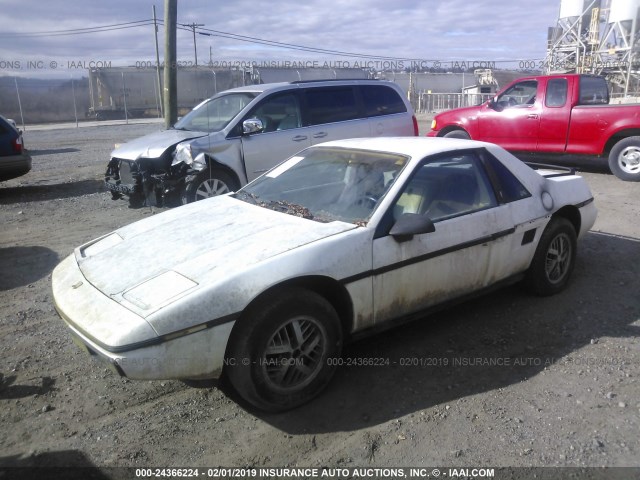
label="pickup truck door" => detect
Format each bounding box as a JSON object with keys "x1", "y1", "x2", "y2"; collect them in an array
[
  {"x1": 478, "y1": 79, "x2": 541, "y2": 151},
  {"x1": 537, "y1": 77, "x2": 572, "y2": 152}
]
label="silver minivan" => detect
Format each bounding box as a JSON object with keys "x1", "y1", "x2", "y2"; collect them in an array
[{"x1": 105, "y1": 79, "x2": 418, "y2": 207}]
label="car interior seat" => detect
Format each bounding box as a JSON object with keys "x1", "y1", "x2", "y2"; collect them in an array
[
  {"x1": 277, "y1": 104, "x2": 300, "y2": 131},
  {"x1": 424, "y1": 174, "x2": 479, "y2": 220}
]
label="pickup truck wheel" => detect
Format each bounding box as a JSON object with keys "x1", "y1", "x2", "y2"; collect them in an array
[
  {"x1": 225, "y1": 288, "x2": 342, "y2": 412},
  {"x1": 608, "y1": 137, "x2": 640, "y2": 181},
  {"x1": 183, "y1": 169, "x2": 239, "y2": 203},
  {"x1": 525, "y1": 217, "x2": 577, "y2": 296},
  {"x1": 443, "y1": 130, "x2": 470, "y2": 140}
]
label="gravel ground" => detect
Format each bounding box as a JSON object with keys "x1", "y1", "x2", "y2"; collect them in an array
[{"x1": 0, "y1": 119, "x2": 639, "y2": 475}]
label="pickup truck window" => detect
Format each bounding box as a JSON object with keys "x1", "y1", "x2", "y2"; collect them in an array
[
  {"x1": 497, "y1": 80, "x2": 537, "y2": 108},
  {"x1": 578, "y1": 77, "x2": 609, "y2": 105},
  {"x1": 545, "y1": 78, "x2": 568, "y2": 107}
]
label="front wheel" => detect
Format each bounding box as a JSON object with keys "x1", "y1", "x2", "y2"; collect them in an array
[
  {"x1": 443, "y1": 130, "x2": 470, "y2": 140},
  {"x1": 524, "y1": 217, "x2": 577, "y2": 296},
  {"x1": 183, "y1": 168, "x2": 239, "y2": 203},
  {"x1": 225, "y1": 288, "x2": 343, "y2": 412},
  {"x1": 608, "y1": 137, "x2": 640, "y2": 181}
]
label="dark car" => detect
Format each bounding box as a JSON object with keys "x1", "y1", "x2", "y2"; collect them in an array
[{"x1": 0, "y1": 115, "x2": 31, "y2": 181}]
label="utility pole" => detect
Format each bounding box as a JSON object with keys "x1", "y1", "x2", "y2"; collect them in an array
[
  {"x1": 164, "y1": 0, "x2": 178, "y2": 128},
  {"x1": 152, "y1": 5, "x2": 163, "y2": 117},
  {"x1": 183, "y1": 23, "x2": 205, "y2": 67}
]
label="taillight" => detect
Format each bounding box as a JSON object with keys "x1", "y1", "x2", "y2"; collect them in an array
[
  {"x1": 12, "y1": 136, "x2": 23, "y2": 154},
  {"x1": 412, "y1": 115, "x2": 419, "y2": 136}
]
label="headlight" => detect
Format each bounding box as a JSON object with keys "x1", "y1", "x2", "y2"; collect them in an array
[
  {"x1": 123, "y1": 271, "x2": 198, "y2": 310},
  {"x1": 431, "y1": 119, "x2": 437, "y2": 130},
  {"x1": 172, "y1": 143, "x2": 193, "y2": 166}
]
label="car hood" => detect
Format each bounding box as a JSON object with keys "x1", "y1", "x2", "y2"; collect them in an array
[
  {"x1": 76, "y1": 195, "x2": 357, "y2": 301},
  {"x1": 435, "y1": 104, "x2": 483, "y2": 121},
  {"x1": 111, "y1": 128, "x2": 208, "y2": 160}
]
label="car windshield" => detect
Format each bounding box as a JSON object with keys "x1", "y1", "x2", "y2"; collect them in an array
[
  {"x1": 235, "y1": 146, "x2": 408, "y2": 225},
  {"x1": 173, "y1": 92, "x2": 257, "y2": 132}
]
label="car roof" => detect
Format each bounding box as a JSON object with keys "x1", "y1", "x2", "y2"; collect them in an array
[
  {"x1": 314, "y1": 136, "x2": 493, "y2": 160},
  {"x1": 222, "y1": 79, "x2": 393, "y2": 95}
]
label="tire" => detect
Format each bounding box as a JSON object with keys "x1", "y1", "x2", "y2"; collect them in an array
[
  {"x1": 525, "y1": 217, "x2": 577, "y2": 296},
  {"x1": 225, "y1": 288, "x2": 343, "y2": 412},
  {"x1": 128, "y1": 193, "x2": 145, "y2": 208},
  {"x1": 183, "y1": 168, "x2": 239, "y2": 203},
  {"x1": 443, "y1": 130, "x2": 470, "y2": 140},
  {"x1": 608, "y1": 137, "x2": 640, "y2": 181}
]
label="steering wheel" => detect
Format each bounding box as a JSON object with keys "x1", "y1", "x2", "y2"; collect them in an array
[
  {"x1": 507, "y1": 96, "x2": 518, "y2": 107},
  {"x1": 355, "y1": 195, "x2": 378, "y2": 209}
]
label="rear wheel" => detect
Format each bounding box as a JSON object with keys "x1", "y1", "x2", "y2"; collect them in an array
[
  {"x1": 183, "y1": 169, "x2": 238, "y2": 203},
  {"x1": 225, "y1": 288, "x2": 342, "y2": 412},
  {"x1": 608, "y1": 137, "x2": 640, "y2": 181},
  {"x1": 443, "y1": 130, "x2": 470, "y2": 140},
  {"x1": 525, "y1": 217, "x2": 577, "y2": 296}
]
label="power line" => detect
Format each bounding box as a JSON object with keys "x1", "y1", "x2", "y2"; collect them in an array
[{"x1": 0, "y1": 20, "x2": 154, "y2": 38}]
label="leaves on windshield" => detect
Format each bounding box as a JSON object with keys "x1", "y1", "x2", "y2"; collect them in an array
[
  {"x1": 261, "y1": 200, "x2": 314, "y2": 219},
  {"x1": 235, "y1": 192, "x2": 314, "y2": 220}
]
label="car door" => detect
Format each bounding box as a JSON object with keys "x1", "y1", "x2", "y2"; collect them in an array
[
  {"x1": 371, "y1": 151, "x2": 515, "y2": 324},
  {"x1": 477, "y1": 79, "x2": 541, "y2": 151},
  {"x1": 302, "y1": 86, "x2": 369, "y2": 145},
  {"x1": 240, "y1": 91, "x2": 311, "y2": 181}
]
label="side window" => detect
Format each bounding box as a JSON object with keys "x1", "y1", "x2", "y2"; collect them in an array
[
  {"x1": 305, "y1": 87, "x2": 359, "y2": 125},
  {"x1": 481, "y1": 150, "x2": 531, "y2": 203},
  {"x1": 247, "y1": 93, "x2": 301, "y2": 133},
  {"x1": 545, "y1": 78, "x2": 568, "y2": 107},
  {"x1": 497, "y1": 80, "x2": 538, "y2": 108},
  {"x1": 360, "y1": 85, "x2": 407, "y2": 117},
  {"x1": 393, "y1": 152, "x2": 497, "y2": 222},
  {"x1": 579, "y1": 76, "x2": 609, "y2": 105}
]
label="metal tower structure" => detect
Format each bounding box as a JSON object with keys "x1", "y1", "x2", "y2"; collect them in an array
[
  {"x1": 546, "y1": 0, "x2": 640, "y2": 96},
  {"x1": 545, "y1": 0, "x2": 602, "y2": 74},
  {"x1": 591, "y1": 0, "x2": 640, "y2": 95}
]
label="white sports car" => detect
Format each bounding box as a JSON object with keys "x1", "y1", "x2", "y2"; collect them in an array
[{"x1": 52, "y1": 137, "x2": 597, "y2": 411}]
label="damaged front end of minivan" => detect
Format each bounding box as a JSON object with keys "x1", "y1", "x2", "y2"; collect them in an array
[{"x1": 104, "y1": 132, "x2": 208, "y2": 208}]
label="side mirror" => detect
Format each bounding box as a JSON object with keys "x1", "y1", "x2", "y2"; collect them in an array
[
  {"x1": 487, "y1": 97, "x2": 504, "y2": 112},
  {"x1": 389, "y1": 213, "x2": 435, "y2": 242},
  {"x1": 243, "y1": 118, "x2": 264, "y2": 135}
]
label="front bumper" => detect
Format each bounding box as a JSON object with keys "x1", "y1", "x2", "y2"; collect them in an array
[
  {"x1": 105, "y1": 158, "x2": 141, "y2": 197},
  {"x1": 52, "y1": 254, "x2": 234, "y2": 380}
]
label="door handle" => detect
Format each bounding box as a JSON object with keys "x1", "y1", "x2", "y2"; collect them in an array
[
  {"x1": 313, "y1": 132, "x2": 328, "y2": 138},
  {"x1": 292, "y1": 135, "x2": 308, "y2": 142},
  {"x1": 527, "y1": 114, "x2": 539, "y2": 119}
]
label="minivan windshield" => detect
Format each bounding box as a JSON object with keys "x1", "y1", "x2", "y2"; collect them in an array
[
  {"x1": 174, "y1": 92, "x2": 257, "y2": 132},
  {"x1": 235, "y1": 147, "x2": 408, "y2": 225}
]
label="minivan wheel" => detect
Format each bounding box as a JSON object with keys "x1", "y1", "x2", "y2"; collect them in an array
[
  {"x1": 183, "y1": 169, "x2": 239, "y2": 203},
  {"x1": 225, "y1": 288, "x2": 342, "y2": 412}
]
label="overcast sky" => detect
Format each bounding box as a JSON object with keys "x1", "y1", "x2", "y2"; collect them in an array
[{"x1": 0, "y1": 0, "x2": 561, "y2": 77}]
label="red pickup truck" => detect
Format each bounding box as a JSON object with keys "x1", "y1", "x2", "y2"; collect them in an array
[{"x1": 427, "y1": 74, "x2": 640, "y2": 181}]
